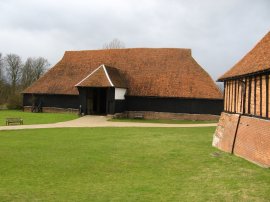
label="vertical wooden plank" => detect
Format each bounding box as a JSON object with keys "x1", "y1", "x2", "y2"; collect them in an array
[
  {"x1": 239, "y1": 79, "x2": 243, "y2": 113},
  {"x1": 266, "y1": 74, "x2": 269, "y2": 118},
  {"x1": 237, "y1": 80, "x2": 240, "y2": 113},
  {"x1": 235, "y1": 80, "x2": 238, "y2": 113},
  {"x1": 254, "y1": 76, "x2": 257, "y2": 115},
  {"x1": 226, "y1": 81, "x2": 228, "y2": 111},
  {"x1": 227, "y1": 81, "x2": 229, "y2": 111},
  {"x1": 231, "y1": 80, "x2": 234, "y2": 112},
  {"x1": 261, "y1": 75, "x2": 266, "y2": 118},
  {"x1": 236, "y1": 80, "x2": 239, "y2": 113},
  {"x1": 228, "y1": 81, "x2": 231, "y2": 112},
  {"x1": 248, "y1": 77, "x2": 252, "y2": 114},
  {"x1": 239, "y1": 80, "x2": 242, "y2": 113},
  {"x1": 243, "y1": 79, "x2": 245, "y2": 113},
  {"x1": 266, "y1": 74, "x2": 270, "y2": 118},
  {"x1": 244, "y1": 78, "x2": 248, "y2": 114},
  {"x1": 224, "y1": 81, "x2": 226, "y2": 111},
  {"x1": 255, "y1": 75, "x2": 260, "y2": 116},
  {"x1": 234, "y1": 80, "x2": 237, "y2": 113},
  {"x1": 225, "y1": 81, "x2": 228, "y2": 111},
  {"x1": 259, "y1": 75, "x2": 262, "y2": 117}
]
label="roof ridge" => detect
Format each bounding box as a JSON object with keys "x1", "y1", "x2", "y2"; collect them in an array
[
  {"x1": 64, "y1": 48, "x2": 192, "y2": 54},
  {"x1": 102, "y1": 65, "x2": 114, "y2": 87}
]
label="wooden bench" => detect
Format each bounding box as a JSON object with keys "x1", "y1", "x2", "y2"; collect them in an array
[
  {"x1": 134, "y1": 113, "x2": 144, "y2": 119},
  {"x1": 6, "y1": 118, "x2": 23, "y2": 126}
]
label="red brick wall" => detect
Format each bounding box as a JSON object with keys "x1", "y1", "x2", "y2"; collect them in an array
[
  {"x1": 234, "y1": 116, "x2": 270, "y2": 167},
  {"x1": 24, "y1": 106, "x2": 78, "y2": 114},
  {"x1": 212, "y1": 112, "x2": 240, "y2": 153},
  {"x1": 117, "y1": 111, "x2": 220, "y2": 121},
  {"x1": 214, "y1": 112, "x2": 270, "y2": 167}
]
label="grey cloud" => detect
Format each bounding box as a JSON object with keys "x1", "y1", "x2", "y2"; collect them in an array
[{"x1": 0, "y1": 0, "x2": 269, "y2": 80}]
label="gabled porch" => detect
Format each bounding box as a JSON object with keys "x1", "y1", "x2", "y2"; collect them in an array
[{"x1": 75, "y1": 64, "x2": 127, "y2": 115}]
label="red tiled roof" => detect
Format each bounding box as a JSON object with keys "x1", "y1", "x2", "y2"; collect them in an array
[
  {"x1": 219, "y1": 31, "x2": 270, "y2": 81},
  {"x1": 23, "y1": 48, "x2": 222, "y2": 99}
]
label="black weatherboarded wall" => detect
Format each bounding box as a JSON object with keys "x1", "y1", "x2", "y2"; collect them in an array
[
  {"x1": 125, "y1": 96, "x2": 223, "y2": 115},
  {"x1": 23, "y1": 94, "x2": 223, "y2": 115},
  {"x1": 23, "y1": 94, "x2": 79, "y2": 109}
]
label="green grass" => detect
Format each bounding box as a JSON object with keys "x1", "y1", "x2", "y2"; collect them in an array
[
  {"x1": 0, "y1": 127, "x2": 269, "y2": 201},
  {"x1": 110, "y1": 118, "x2": 217, "y2": 124},
  {"x1": 0, "y1": 110, "x2": 78, "y2": 126}
]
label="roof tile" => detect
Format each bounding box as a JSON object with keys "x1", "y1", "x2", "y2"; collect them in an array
[{"x1": 24, "y1": 48, "x2": 222, "y2": 99}]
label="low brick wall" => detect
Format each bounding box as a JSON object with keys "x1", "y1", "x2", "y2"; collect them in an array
[
  {"x1": 23, "y1": 106, "x2": 79, "y2": 114},
  {"x1": 213, "y1": 112, "x2": 270, "y2": 168},
  {"x1": 234, "y1": 116, "x2": 270, "y2": 167},
  {"x1": 115, "y1": 111, "x2": 220, "y2": 121},
  {"x1": 212, "y1": 112, "x2": 240, "y2": 153}
]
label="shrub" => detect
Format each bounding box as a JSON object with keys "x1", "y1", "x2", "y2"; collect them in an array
[{"x1": 7, "y1": 94, "x2": 23, "y2": 109}]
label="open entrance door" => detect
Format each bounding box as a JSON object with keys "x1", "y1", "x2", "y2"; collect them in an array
[{"x1": 86, "y1": 88, "x2": 107, "y2": 115}]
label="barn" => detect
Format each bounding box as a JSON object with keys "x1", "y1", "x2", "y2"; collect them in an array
[
  {"x1": 23, "y1": 48, "x2": 223, "y2": 119},
  {"x1": 213, "y1": 31, "x2": 270, "y2": 167}
]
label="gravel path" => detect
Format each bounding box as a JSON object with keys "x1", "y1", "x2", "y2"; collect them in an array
[{"x1": 0, "y1": 115, "x2": 217, "y2": 131}]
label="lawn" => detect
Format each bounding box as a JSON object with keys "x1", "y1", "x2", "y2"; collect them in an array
[
  {"x1": 0, "y1": 110, "x2": 78, "y2": 126},
  {"x1": 110, "y1": 118, "x2": 217, "y2": 124},
  {"x1": 0, "y1": 127, "x2": 269, "y2": 201}
]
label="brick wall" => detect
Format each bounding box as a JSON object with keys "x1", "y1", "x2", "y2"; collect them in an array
[
  {"x1": 213, "y1": 112, "x2": 270, "y2": 168},
  {"x1": 24, "y1": 106, "x2": 79, "y2": 114},
  {"x1": 234, "y1": 116, "x2": 270, "y2": 167},
  {"x1": 212, "y1": 112, "x2": 240, "y2": 152},
  {"x1": 116, "y1": 111, "x2": 220, "y2": 121}
]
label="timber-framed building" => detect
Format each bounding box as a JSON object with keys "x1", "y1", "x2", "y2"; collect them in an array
[{"x1": 213, "y1": 31, "x2": 270, "y2": 167}]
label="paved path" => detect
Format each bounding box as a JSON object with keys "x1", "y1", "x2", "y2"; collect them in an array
[{"x1": 0, "y1": 116, "x2": 217, "y2": 131}]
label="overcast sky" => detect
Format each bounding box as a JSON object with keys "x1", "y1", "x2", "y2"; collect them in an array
[{"x1": 0, "y1": 0, "x2": 269, "y2": 80}]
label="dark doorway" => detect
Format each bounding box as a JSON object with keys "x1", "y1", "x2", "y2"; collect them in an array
[{"x1": 86, "y1": 88, "x2": 107, "y2": 115}]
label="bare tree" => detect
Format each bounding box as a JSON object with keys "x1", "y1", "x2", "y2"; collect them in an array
[
  {"x1": 103, "y1": 38, "x2": 125, "y2": 49},
  {"x1": 0, "y1": 53, "x2": 4, "y2": 103},
  {"x1": 21, "y1": 58, "x2": 35, "y2": 89},
  {"x1": 32, "y1": 57, "x2": 49, "y2": 79},
  {"x1": 4, "y1": 54, "x2": 23, "y2": 93},
  {"x1": 0, "y1": 53, "x2": 3, "y2": 81},
  {"x1": 21, "y1": 57, "x2": 49, "y2": 88}
]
